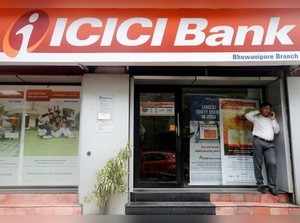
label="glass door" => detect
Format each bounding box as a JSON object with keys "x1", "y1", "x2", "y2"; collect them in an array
[
  {"x1": 134, "y1": 88, "x2": 180, "y2": 187},
  {"x1": 134, "y1": 85, "x2": 264, "y2": 188}
]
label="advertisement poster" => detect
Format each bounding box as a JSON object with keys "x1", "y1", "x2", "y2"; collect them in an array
[
  {"x1": 219, "y1": 98, "x2": 258, "y2": 185},
  {"x1": 22, "y1": 89, "x2": 80, "y2": 185},
  {"x1": 189, "y1": 95, "x2": 222, "y2": 185},
  {"x1": 0, "y1": 90, "x2": 24, "y2": 185}
]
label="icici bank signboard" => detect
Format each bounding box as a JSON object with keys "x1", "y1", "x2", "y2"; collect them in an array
[{"x1": 1, "y1": 8, "x2": 300, "y2": 65}]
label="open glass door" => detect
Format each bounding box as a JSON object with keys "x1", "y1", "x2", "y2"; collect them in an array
[
  {"x1": 134, "y1": 88, "x2": 180, "y2": 187},
  {"x1": 265, "y1": 78, "x2": 294, "y2": 192}
]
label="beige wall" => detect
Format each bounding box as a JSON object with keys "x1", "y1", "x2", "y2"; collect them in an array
[{"x1": 78, "y1": 73, "x2": 130, "y2": 214}]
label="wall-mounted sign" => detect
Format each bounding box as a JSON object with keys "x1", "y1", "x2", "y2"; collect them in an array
[
  {"x1": 98, "y1": 96, "x2": 113, "y2": 120},
  {"x1": 97, "y1": 96, "x2": 113, "y2": 133},
  {"x1": 1, "y1": 9, "x2": 300, "y2": 64}
]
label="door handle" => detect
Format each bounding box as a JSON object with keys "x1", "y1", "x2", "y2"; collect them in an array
[{"x1": 177, "y1": 113, "x2": 180, "y2": 137}]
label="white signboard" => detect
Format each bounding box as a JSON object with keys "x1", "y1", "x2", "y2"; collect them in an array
[{"x1": 98, "y1": 96, "x2": 113, "y2": 133}]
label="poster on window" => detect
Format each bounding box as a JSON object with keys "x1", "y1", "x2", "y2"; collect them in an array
[
  {"x1": 140, "y1": 101, "x2": 175, "y2": 116},
  {"x1": 219, "y1": 98, "x2": 258, "y2": 185},
  {"x1": 22, "y1": 89, "x2": 80, "y2": 185},
  {"x1": 189, "y1": 95, "x2": 222, "y2": 185},
  {"x1": 0, "y1": 90, "x2": 24, "y2": 185}
]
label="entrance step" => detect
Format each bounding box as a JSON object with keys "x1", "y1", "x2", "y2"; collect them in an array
[
  {"x1": 130, "y1": 191, "x2": 292, "y2": 203},
  {"x1": 126, "y1": 202, "x2": 215, "y2": 215},
  {"x1": 131, "y1": 191, "x2": 210, "y2": 202},
  {"x1": 126, "y1": 191, "x2": 298, "y2": 215},
  {"x1": 0, "y1": 193, "x2": 82, "y2": 215},
  {"x1": 126, "y1": 201, "x2": 300, "y2": 215}
]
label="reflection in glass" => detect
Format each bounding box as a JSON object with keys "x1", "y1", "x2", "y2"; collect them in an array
[{"x1": 139, "y1": 93, "x2": 176, "y2": 182}]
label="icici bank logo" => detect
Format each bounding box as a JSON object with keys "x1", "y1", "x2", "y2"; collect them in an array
[
  {"x1": 2, "y1": 10, "x2": 297, "y2": 57},
  {"x1": 3, "y1": 10, "x2": 50, "y2": 57}
]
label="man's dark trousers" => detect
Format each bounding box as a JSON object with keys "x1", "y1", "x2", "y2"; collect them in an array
[{"x1": 252, "y1": 136, "x2": 277, "y2": 188}]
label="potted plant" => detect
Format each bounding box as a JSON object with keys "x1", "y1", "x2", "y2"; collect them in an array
[{"x1": 85, "y1": 144, "x2": 131, "y2": 214}]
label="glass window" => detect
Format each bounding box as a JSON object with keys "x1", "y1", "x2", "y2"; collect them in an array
[
  {"x1": 183, "y1": 88, "x2": 262, "y2": 186},
  {"x1": 0, "y1": 86, "x2": 80, "y2": 186}
]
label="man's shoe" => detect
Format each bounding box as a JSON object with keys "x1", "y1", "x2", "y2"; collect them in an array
[
  {"x1": 269, "y1": 187, "x2": 279, "y2": 196},
  {"x1": 257, "y1": 185, "x2": 268, "y2": 193}
]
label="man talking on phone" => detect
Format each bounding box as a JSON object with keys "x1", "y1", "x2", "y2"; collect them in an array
[{"x1": 245, "y1": 102, "x2": 280, "y2": 195}]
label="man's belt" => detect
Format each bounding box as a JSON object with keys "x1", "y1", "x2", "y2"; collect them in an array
[{"x1": 253, "y1": 135, "x2": 273, "y2": 143}]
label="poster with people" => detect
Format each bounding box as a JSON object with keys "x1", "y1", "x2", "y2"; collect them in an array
[
  {"x1": 219, "y1": 98, "x2": 258, "y2": 185},
  {"x1": 189, "y1": 95, "x2": 222, "y2": 185},
  {"x1": 0, "y1": 90, "x2": 24, "y2": 185},
  {"x1": 22, "y1": 89, "x2": 80, "y2": 185}
]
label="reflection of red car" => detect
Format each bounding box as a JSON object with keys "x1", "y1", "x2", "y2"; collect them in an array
[{"x1": 141, "y1": 151, "x2": 176, "y2": 177}]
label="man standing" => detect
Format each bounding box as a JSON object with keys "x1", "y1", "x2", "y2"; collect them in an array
[{"x1": 245, "y1": 102, "x2": 280, "y2": 195}]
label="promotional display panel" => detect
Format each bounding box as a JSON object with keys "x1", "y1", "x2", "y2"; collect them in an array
[
  {"x1": 23, "y1": 89, "x2": 80, "y2": 185},
  {"x1": 0, "y1": 90, "x2": 24, "y2": 185},
  {"x1": 188, "y1": 95, "x2": 222, "y2": 185},
  {"x1": 188, "y1": 95, "x2": 261, "y2": 186},
  {"x1": 219, "y1": 98, "x2": 258, "y2": 185},
  {"x1": 0, "y1": 86, "x2": 80, "y2": 186}
]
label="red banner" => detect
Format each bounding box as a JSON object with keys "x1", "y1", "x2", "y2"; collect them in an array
[
  {"x1": 0, "y1": 8, "x2": 300, "y2": 63},
  {"x1": 26, "y1": 89, "x2": 80, "y2": 101}
]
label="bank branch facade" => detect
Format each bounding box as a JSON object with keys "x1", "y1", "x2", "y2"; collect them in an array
[{"x1": 1, "y1": 3, "x2": 300, "y2": 215}]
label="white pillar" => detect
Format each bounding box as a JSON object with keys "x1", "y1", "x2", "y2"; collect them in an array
[
  {"x1": 78, "y1": 73, "x2": 130, "y2": 214},
  {"x1": 287, "y1": 76, "x2": 300, "y2": 204}
]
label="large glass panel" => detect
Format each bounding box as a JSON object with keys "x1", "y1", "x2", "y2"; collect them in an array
[
  {"x1": 0, "y1": 90, "x2": 24, "y2": 186},
  {"x1": 0, "y1": 86, "x2": 81, "y2": 187},
  {"x1": 182, "y1": 88, "x2": 262, "y2": 186},
  {"x1": 139, "y1": 93, "x2": 176, "y2": 183},
  {"x1": 23, "y1": 88, "x2": 80, "y2": 186}
]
